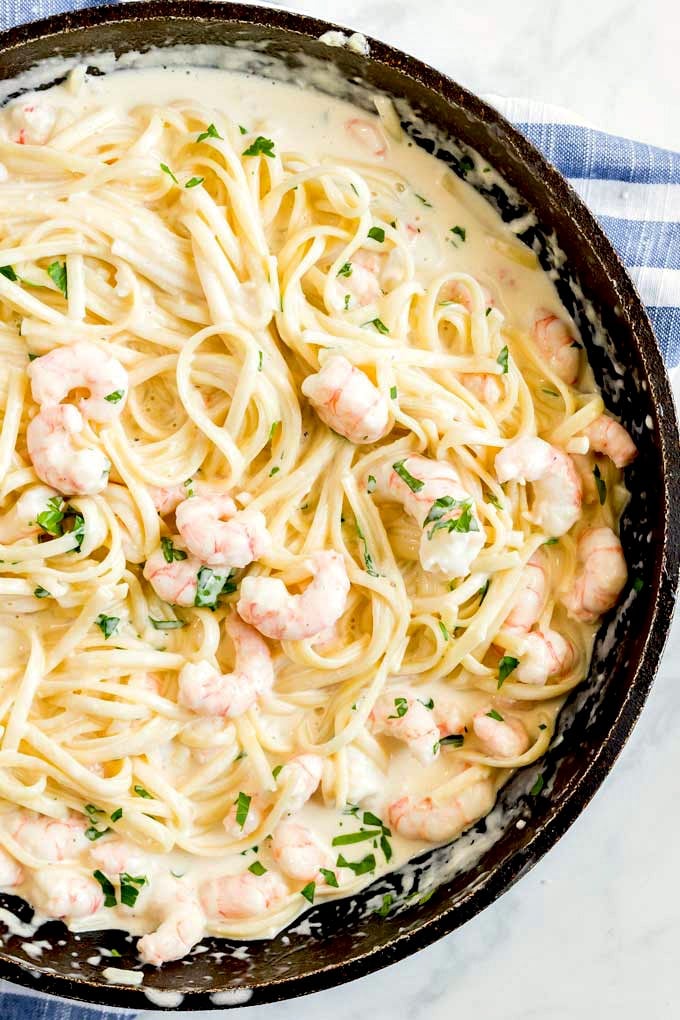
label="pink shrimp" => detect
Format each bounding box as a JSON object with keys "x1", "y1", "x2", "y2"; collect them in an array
[
  {"x1": 369, "y1": 691, "x2": 441, "y2": 766},
  {"x1": 277, "y1": 754, "x2": 324, "y2": 813},
  {"x1": 337, "y1": 249, "x2": 385, "y2": 307},
  {"x1": 389, "y1": 775, "x2": 496, "y2": 842},
  {"x1": 9, "y1": 102, "x2": 56, "y2": 145},
  {"x1": 531, "y1": 309, "x2": 581, "y2": 384},
  {"x1": 440, "y1": 278, "x2": 493, "y2": 313},
  {"x1": 0, "y1": 484, "x2": 60, "y2": 542},
  {"x1": 143, "y1": 542, "x2": 202, "y2": 607},
  {"x1": 89, "y1": 839, "x2": 147, "y2": 876},
  {"x1": 29, "y1": 868, "x2": 103, "y2": 919},
  {"x1": 27, "y1": 405, "x2": 110, "y2": 496},
  {"x1": 179, "y1": 617, "x2": 274, "y2": 718},
  {"x1": 271, "y1": 821, "x2": 334, "y2": 883},
  {"x1": 28, "y1": 342, "x2": 128, "y2": 422},
  {"x1": 200, "y1": 870, "x2": 288, "y2": 921},
  {"x1": 237, "y1": 551, "x2": 350, "y2": 641},
  {"x1": 175, "y1": 494, "x2": 271, "y2": 569},
  {"x1": 433, "y1": 693, "x2": 467, "y2": 738},
  {"x1": 504, "y1": 552, "x2": 548, "y2": 632},
  {"x1": 472, "y1": 710, "x2": 530, "y2": 758},
  {"x1": 462, "y1": 373, "x2": 504, "y2": 405},
  {"x1": 563, "y1": 526, "x2": 627, "y2": 623},
  {"x1": 301, "y1": 355, "x2": 390, "y2": 444},
  {"x1": 10, "y1": 811, "x2": 89, "y2": 862},
  {"x1": 344, "y1": 118, "x2": 387, "y2": 158},
  {"x1": 495, "y1": 436, "x2": 582, "y2": 537},
  {"x1": 585, "y1": 415, "x2": 637, "y2": 468},
  {"x1": 137, "y1": 880, "x2": 205, "y2": 966},
  {"x1": 515, "y1": 628, "x2": 576, "y2": 685},
  {"x1": 0, "y1": 847, "x2": 23, "y2": 887},
  {"x1": 374, "y1": 455, "x2": 485, "y2": 577},
  {"x1": 345, "y1": 746, "x2": 384, "y2": 805}
]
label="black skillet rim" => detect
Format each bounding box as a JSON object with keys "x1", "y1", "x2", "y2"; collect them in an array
[{"x1": 0, "y1": 1, "x2": 677, "y2": 1009}]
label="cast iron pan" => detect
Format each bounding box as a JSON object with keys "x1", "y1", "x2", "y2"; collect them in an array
[{"x1": 0, "y1": 2, "x2": 677, "y2": 1010}]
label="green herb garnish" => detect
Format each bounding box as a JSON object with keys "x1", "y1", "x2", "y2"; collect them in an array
[
  {"x1": 37, "y1": 495, "x2": 64, "y2": 535},
  {"x1": 160, "y1": 163, "x2": 179, "y2": 185},
  {"x1": 133, "y1": 785, "x2": 153, "y2": 799},
  {"x1": 438, "y1": 620, "x2": 450, "y2": 641},
  {"x1": 235, "y1": 791, "x2": 251, "y2": 829},
  {"x1": 120, "y1": 873, "x2": 147, "y2": 908},
  {"x1": 196, "y1": 123, "x2": 223, "y2": 143},
  {"x1": 248, "y1": 860, "x2": 267, "y2": 876},
  {"x1": 160, "y1": 536, "x2": 187, "y2": 563},
  {"x1": 96, "y1": 614, "x2": 119, "y2": 640},
  {"x1": 243, "y1": 136, "x2": 276, "y2": 158},
  {"x1": 530, "y1": 774, "x2": 544, "y2": 797},
  {"x1": 0, "y1": 266, "x2": 17, "y2": 281},
  {"x1": 337, "y1": 262, "x2": 353, "y2": 278},
  {"x1": 332, "y1": 829, "x2": 383, "y2": 847},
  {"x1": 185, "y1": 176, "x2": 204, "y2": 189},
  {"x1": 33, "y1": 586, "x2": 50, "y2": 599},
  {"x1": 450, "y1": 225, "x2": 466, "y2": 243},
  {"x1": 149, "y1": 617, "x2": 185, "y2": 630},
  {"x1": 392, "y1": 460, "x2": 424, "y2": 493},
  {"x1": 497, "y1": 346, "x2": 509, "y2": 374},
  {"x1": 388, "y1": 696, "x2": 408, "y2": 719},
  {"x1": 593, "y1": 464, "x2": 607, "y2": 505},
  {"x1": 104, "y1": 390, "x2": 124, "y2": 404},
  {"x1": 47, "y1": 260, "x2": 67, "y2": 296},
  {"x1": 319, "y1": 868, "x2": 338, "y2": 888},
  {"x1": 497, "y1": 655, "x2": 519, "y2": 689},
  {"x1": 486, "y1": 709, "x2": 504, "y2": 722},
  {"x1": 93, "y1": 870, "x2": 117, "y2": 908},
  {"x1": 368, "y1": 226, "x2": 385, "y2": 243},
  {"x1": 194, "y1": 566, "x2": 233, "y2": 608},
  {"x1": 336, "y1": 853, "x2": 376, "y2": 876},
  {"x1": 300, "y1": 881, "x2": 316, "y2": 903}
]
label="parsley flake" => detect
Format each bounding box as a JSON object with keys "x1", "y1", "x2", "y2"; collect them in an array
[
  {"x1": 593, "y1": 464, "x2": 607, "y2": 505},
  {"x1": 367, "y1": 226, "x2": 385, "y2": 243},
  {"x1": 497, "y1": 655, "x2": 519, "y2": 689},
  {"x1": 196, "y1": 123, "x2": 223, "y2": 143},
  {"x1": 235, "y1": 791, "x2": 251, "y2": 829},
  {"x1": 104, "y1": 390, "x2": 124, "y2": 404},
  {"x1": 93, "y1": 870, "x2": 117, "y2": 908},
  {"x1": 160, "y1": 163, "x2": 179, "y2": 185},
  {"x1": 392, "y1": 460, "x2": 424, "y2": 493},
  {"x1": 96, "y1": 614, "x2": 119, "y2": 640},
  {"x1": 337, "y1": 262, "x2": 353, "y2": 278},
  {"x1": 47, "y1": 260, "x2": 67, "y2": 296},
  {"x1": 388, "y1": 696, "x2": 408, "y2": 719},
  {"x1": 497, "y1": 346, "x2": 509, "y2": 374},
  {"x1": 450, "y1": 225, "x2": 466, "y2": 242},
  {"x1": 530, "y1": 774, "x2": 545, "y2": 797},
  {"x1": 243, "y1": 136, "x2": 276, "y2": 158},
  {"x1": 161, "y1": 537, "x2": 187, "y2": 563}
]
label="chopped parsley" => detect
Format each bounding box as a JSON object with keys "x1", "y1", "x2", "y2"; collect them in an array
[
  {"x1": 440, "y1": 734, "x2": 464, "y2": 748},
  {"x1": 149, "y1": 617, "x2": 185, "y2": 630},
  {"x1": 543, "y1": 537, "x2": 559, "y2": 546},
  {"x1": 487, "y1": 491, "x2": 503, "y2": 511},
  {"x1": 319, "y1": 867, "x2": 338, "y2": 888},
  {"x1": 47, "y1": 260, "x2": 67, "y2": 297},
  {"x1": 242, "y1": 136, "x2": 276, "y2": 158},
  {"x1": 593, "y1": 464, "x2": 607, "y2": 505},
  {"x1": 183, "y1": 478, "x2": 194, "y2": 497},
  {"x1": 300, "y1": 881, "x2": 316, "y2": 903},
  {"x1": 337, "y1": 262, "x2": 353, "y2": 278},
  {"x1": 234, "y1": 791, "x2": 251, "y2": 829},
  {"x1": 257, "y1": 350, "x2": 263, "y2": 371},
  {"x1": 269, "y1": 467, "x2": 280, "y2": 477},
  {"x1": 272, "y1": 764, "x2": 283, "y2": 780},
  {"x1": 37, "y1": 496, "x2": 64, "y2": 535},
  {"x1": 392, "y1": 460, "x2": 424, "y2": 493},
  {"x1": 93, "y1": 870, "x2": 117, "y2": 908},
  {"x1": 355, "y1": 520, "x2": 378, "y2": 577},
  {"x1": 388, "y1": 696, "x2": 408, "y2": 719},
  {"x1": 377, "y1": 894, "x2": 393, "y2": 916},
  {"x1": 133, "y1": 785, "x2": 153, "y2": 799},
  {"x1": 363, "y1": 317, "x2": 389, "y2": 335},
  {"x1": 194, "y1": 566, "x2": 234, "y2": 608},
  {"x1": 0, "y1": 266, "x2": 17, "y2": 281},
  {"x1": 33, "y1": 586, "x2": 50, "y2": 599},
  {"x1": 120, "y1": 873, "x2": 147, "y2": 908},
  {"x1": 497, "y1": 655, "x2": 519, "y2": 689},
  {"x1": 185, "y1": 176, "x2": 204, "y2": 189},
  {"x1": 110, "y1": 808, "x2": 123, "y2": 823},
  {"x1": 160, "y1": 163, "x2": 179, "y2": 185},
  {"x1": 414, "y1": 193, "x2": 432, "y2": 207},
  {"x1": 344, "y1": 294, "x2": 351, "y2": 311},
  {"x1": 336, "y1": 852, "x2": 376, "y2": 876},
  {"x1": 486, "y1": 708, "x2": 504, "y2": 722},
  {"x1": 426, "y1": 500, "x2": 478, "y2": 539},
  {"x1": 160, "y1": 537, "x2": 187, "y2": 563},
  {"x1": 367, "y1": 474, "x2": 377, "y2": 494},
  {"x1": 438, "y1": 620, "x2": 450, "y2": 641},
  {"x1": 95, "y1": 614, "x2": 119, "y2": 640},
  {"x1": 419, "y1": 697, "x2": 434, "y2": 710},
  {"x1": 530, "y1": 774, "x2": 545, "y2": 797},
  {"x1": 633, "y1": 577, "x2": 644, "y2": 592},
  {"x1": 196, "y1": 123, "x2": 223, "y2": 143},
  {"x1": 458, "y1": 154, "x2": 474, "y2": 177},
  {"x1": 248, "y1": 860, "x2": 267, "y2": 876},
  {"x1": 332, "y1": 829, "x2": 383, "y2": 847},
  {"x1": 389, "y1": 385, "x2": 397, "y2": 398},
  {"x1": 496, "y1": 346, "x2": 509, "y2": 374},
  {"x1": 367, "y1": 226, "x2": 385, "y2": 243},
  {"x1": 450, "y1": 225, "x2": 466, "y2": 243},
  {"x1": 478, "y1": 579, "x2": 490, "y2": 604},
  {"x1": 104, "y1": 390, "x2": 124, "y2": 404},
  {"x1": 269, "y1": 420, "x2": 280, "y2": 441},
  {"x1": 239, "y1": 125, "x2": 248, "y2": 135}
]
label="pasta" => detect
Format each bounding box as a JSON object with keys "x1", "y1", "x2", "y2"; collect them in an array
[{"x1": 0, "y1": 64, "x2": 635, "y2": 964}]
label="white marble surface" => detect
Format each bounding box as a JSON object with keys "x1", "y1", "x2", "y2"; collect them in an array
[{"x1": 127, "y1": 0, "x2": 676, "y2": 1016}]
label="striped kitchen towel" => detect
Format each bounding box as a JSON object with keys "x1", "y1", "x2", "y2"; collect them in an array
[{"x1": 0, "y1": 3, "x2": 678, "y2": 1019}]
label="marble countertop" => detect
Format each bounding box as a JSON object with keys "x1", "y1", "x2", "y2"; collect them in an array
[{"x1": 127, "y1": 1, "x2": 676, "y2": 1016}]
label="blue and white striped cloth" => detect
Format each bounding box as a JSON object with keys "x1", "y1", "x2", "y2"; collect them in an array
[{"x1": 0, "y1": 3, "x2": 678, "y2": 1019}]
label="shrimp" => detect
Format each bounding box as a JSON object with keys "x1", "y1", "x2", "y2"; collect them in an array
[
  {"x1": 585, "y1": 415, "x2": 637, "y2": 468},
  {"x1": 515, "y1": 628, "x2": 576, "y2": 685},
  {"x1": 89, "y1": 839, "x2": 147, "y2": 876},
  {"x1": 563, "y1": 526, "x2": 627, "y2": 623},
  {"x1": 200, "y1": 870, "x2": 288, "y2": 921},
  {"x1": 27, "y1": 405, "x2": 110, "y2": 496},
  {"x1": 143, "y1": 542, "x2": 202, "y2": 607},
  {"x1": 344, "y1": 746, "x2": 384, "y2": 805},
  {"x1": 462, "y1": 373, "x2": 504, "y2": 405},
  {"x1": 28, "y1": 342, "x2": 128, "y2": 422},
  {"x1": 0, "y1": 484, "x2": 60, "y2": 542},
  {"x1": 495, "y1": 436, "x2": 582, "y2": 537},
  {"x1": 0, "y1": 847, "x2": 23, "y2": 887},
  {"x1": 301, "y1": 355, "x2": 390, "y2": 444},
  {"x1": 503, "y1": 552, "x2": 548, "y2": 632},
  {"x1": 176, "y1": 495, "x2": 271, "y2": 569},
  {"x1": 531, "y1": 309, "x2": 581, "y2": 384},
  {"x1": 472, "y1": 710, "x2": 530, "y2": 758},
  {"x1": 374, "y1": 455, "x2": 485, "y2": 577},
  {"x1": 9, "y1": 811, "x2": 89, "y2": 862},
  {"x1": 137, "y1": 880, "x2": 205, "y2": 966},
  {"x1": 29, "y1": 868, "x2": 103, "y2": 919},
  {"x1": 440, "y1": 278, "x2": 494, "y2": 313},
  {"x1": 278, "y1": 754, "x2": 324, "y2": 813},
  {"x1": 179, "y1": 617, "x2": 274, "y2": 718},
  {"x1": 369, "y1": 692, "x2": 441, "y2": 766},
  {"x1": 9, "y1": 102, "x2": 56, "y2": 145},
  {"x1": 433, "y1": 693, "x2": 467, "y2": 738},
  {"x1": 271, "y1": 821, "x2": 334, "y2": 883},
  {"x1": 237, "y1": 551, "x2": 350, "y2": 641},
  {"x1": 344, "y1": 117, "x2": 387, "y2": 158},
  {"x1": 389, "y1": 775, "x2": 496, "y2": 842},
  {"x1": 223, "y1": 795, "x2": 263, "y2": 841}
]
